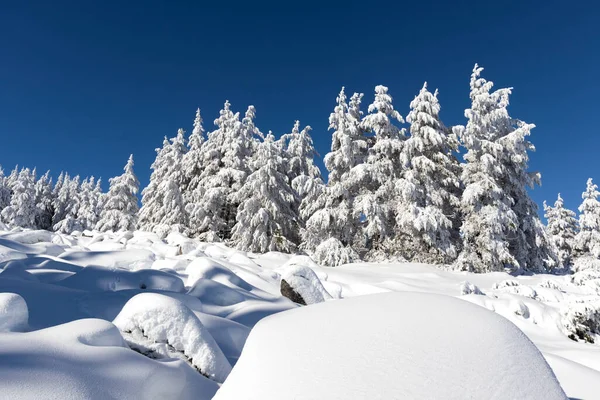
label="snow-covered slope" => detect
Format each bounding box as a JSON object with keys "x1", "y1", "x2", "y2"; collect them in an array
[
  {"x1": 215, "y1": 292, "x2": 566, "y2": 400},
  {"x1": 0, "y1": 227, "x2": 599, "y2": 399}
]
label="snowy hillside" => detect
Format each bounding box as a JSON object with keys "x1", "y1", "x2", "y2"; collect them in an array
[{"x1": 0, "y1": 227, "x2": 599, "y2": 399}]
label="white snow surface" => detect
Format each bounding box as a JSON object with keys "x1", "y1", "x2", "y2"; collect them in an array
[
  {"x1": 113, "y1": 293, "x2": 231, "y2": 383},
  {"x1": 0, "y1": 228, "x2": 599, "y2": 399},
  {"x1": 215, "y1": 292, "x2": 566, "y2": 400}
]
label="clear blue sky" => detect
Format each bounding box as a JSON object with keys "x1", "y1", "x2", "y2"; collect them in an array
[{"x1": 0, "y1": 0, "x2": 598, "y2": 214}]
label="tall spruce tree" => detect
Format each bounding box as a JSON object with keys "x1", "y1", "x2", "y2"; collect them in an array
[
  {"x1": 97, "y1": 155, "x2": 140, "y2": 232},
  {"x1": 395, "y1": 83, "x2": 461, "y2": 264},
  {"x1": 574, "y1": 178, "x2": 600, "y2": 259},
  {"x1": 544, "y1": 194, "x2": 578, "y2": 268},
  {"x1": 230, "y1": 132, "x2": 299, "y2": 253},
  {"x1": 1, "y1": 168, "x2": 36, "y2": 228}
]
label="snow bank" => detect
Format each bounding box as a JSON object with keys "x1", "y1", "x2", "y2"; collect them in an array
[
  {"x1": 0, "y1": 292, "x2": 28, "y2": 332},
  {"x1": 59, "y1": 265, "x2": 185, "y2": 292},
  {"x1": 277, "y1": 262, "x2": 332, "y2": 304},
  {"x1": 113, "y1": 293, "x2": 232, "y2": 383},
  {"x1": 0, "y1": 318, "x2": 218, "y2": 399},
  {"x1": 215, "y1": 292, "x2": 566, "y2": 400},
  {"x1": 59, "y1": 248, "x2": 156, "y2": 270}
]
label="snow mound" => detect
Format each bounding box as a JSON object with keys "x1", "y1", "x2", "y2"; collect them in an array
[
  {"x1": 460, "y1": 280, "x2": 484, "y2": 295},
  {"x1": 185, "y1": 257, "x2": 252, "y2": 290},
  {"x1": 277, "y1": 263, "x2": 332, "y2": 305},
  {"x1": 59, "y1": 265, "x2": 184, "y2": 292},
  {"x1": 59, "y1": 248, "x2": 156, "y2": 270},
  {"x1": 0, "y1": 318, "x2": 218, "y2": 399},
  {"x1": 113, "y1": 293, "x2": 232, "y2": 383},
  {"x1": 0, "y1": 292, "x2": 28, "y2": 332},
  {"x1": 215, "y1": 292, "x2": 566, "y2": 400}
]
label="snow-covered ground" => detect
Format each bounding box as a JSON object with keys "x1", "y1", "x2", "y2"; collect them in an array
[{"x1": 0, "y1": 227, "x2": 599, "y2": 399}]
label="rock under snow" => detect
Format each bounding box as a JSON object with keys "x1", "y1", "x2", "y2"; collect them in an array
[
  {"x1": 0, "y1": 318, "x2": 218, "y2": 399},
  {"x1": 113, "y1": 293, "x2": 232, "y2": 383},
  {"x1": 0, "y1": 292, "x2": 28, "y2": 332},
  {"x1": 214, "y1": 292, "x2": 567, "y2": 400},
  {"x1": 277, "y1": 263, "x2": 332, "y2": 305}
]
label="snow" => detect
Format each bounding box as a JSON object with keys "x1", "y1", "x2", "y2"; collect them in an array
[
  {"x1": 0, "y1": 292, "x2": 28, "y2": 331},
  {"x1": 113, "y1": 293, "x2": 232, "y2": 383},
  {"x1": 214, "y1": 292, "x2": 566, "y2": 400},
  {"x1": 0, "y1": 228, "x2": 599, "y2": 399},
  {"x1": 0, "y1": 318, "x2": 219, "y2": 399}
]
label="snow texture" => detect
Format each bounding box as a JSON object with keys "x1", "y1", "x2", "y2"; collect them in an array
[
  {"x1": 215, "y1": 292, "x2": 566, "y2": 400},
  {"x1": 113, "y1": 293, "x2": 232, "y2": 382}
]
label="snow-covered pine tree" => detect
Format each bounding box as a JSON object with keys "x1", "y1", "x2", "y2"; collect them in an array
[
  {"x1": 54, "y1": 175, "x2": 83, "y2": 233},
  {"x1": 1, "y1": 168, "x2": 37, "y2": 228},
  {"x1": 357, "y1": 85, "x2": 405, "y2": 258},
  {"x1": 301, "y1": 88, "x2": 366, "y2": 266},
  {"x1": 455, "y1": 65, "x2": 519, "y2": 272},
  {"x1": 181, "y1": 108, "x2": 205, "y2": 205},
  {"x1": 280, "y1": 121, "x2": 323, "y2": 222},
  {"x1": 544, "y1": 194, "x2": 578, "y2": 268},
  {"x1": 394, "y1": 83, "x2": 461, "y2": 264},
  {"x1": 33, "y1": 171, "x2": 54, "y2": 230},
  {"x1": 139, "y1": 131, "x2": 188, "y2": 238},
  {"x1": 0, "y1": 166, "x2": 11, "y2": 211},
  {"x1": 51, "y1": 172, "x2": 68, "y2": 227},
  {"x1": 574, "y1": 178, "x2": 600, "y2": 259},
  {"x1": 230, "y1": 132, "x2": 299, "y2": 253},
  {"x1": 496, "y1": 102, "x2": 558, "y2": 272},
  {"x1": 186, "y1": 101, "x2": 251, "y2": 240},
  {"x1": 97, "y1": 155, "x2": 140, "y2": 232}
]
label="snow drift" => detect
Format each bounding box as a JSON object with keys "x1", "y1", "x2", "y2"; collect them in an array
[{"x1": 215, "y1": 292, "x2": 567, "y2": 400}]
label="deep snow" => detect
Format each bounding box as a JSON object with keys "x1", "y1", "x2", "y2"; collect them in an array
[{"x1": 0, "y1": 227, "x2": 598, "y2": 399}]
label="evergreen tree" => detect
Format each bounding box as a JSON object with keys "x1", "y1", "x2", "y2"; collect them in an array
[
  {"x1": 358, "y1": 85, "x2": 405, "y2": 257},
  {"x1": 394, "y1": 83, "x2": 461, "y2": 263},
  {"x1": 456, "y1": 65, "x2": 518, "y2": 272},
  {"x1": 544, "y1": 194, "x2": 578, "y2": 268},
  {"x1": 54, "y1": 175, "x2": 83, "y2": 233},
  {"x1": 52, "y1": 172, "x2": 68, "y2": 227},
  {"x1": 97, "y1": 155, "x2": 140, "y2": 232},
  {"x1": 1, "y1": 168, "x2": 36, "y2": 228},
  {"x1": 0, "y1": 166, "x2": 11, "y2": 211},
  {"x1": 34, "y1": 171, "x2": 54, "y2": 230},
  {"x1": 139, "y1": 131, "x2": 187, "y2": 238},
  {"x1": 302, "y1": 88, "x2": 366, "y2": 266},
  {"x1": 230, "y1": 132, "x2": 299, "y2": 252},
  {"x1": 187, "y1": 101, "x2": 250, "y2": 240},
  {"x1": 574, "y1": 178, "x2": 600, "y2": 258},
  {"x1": 181, "y1": 108, "x2": 205, "y2": 204}
]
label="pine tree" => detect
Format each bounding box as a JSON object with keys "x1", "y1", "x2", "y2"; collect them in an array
[
  {"x1": 139, "y1": 131, "x2": 188, "y2": 238},
  {"x1": 1, "y1": 168, "x2": 36, "y2": 228},
  {"x1": 358, "y1": 85, "x2": 405, "y2": 257},
  {"x1": 181, "y1": 109, "x2": 205, "y2": 204},
  {"x1": 280, "y1": 121, "x2": 323, "y2": 222},
  {"x1": 544, "y1": 194, "x2": 578, "y2": 268},
  {"x1": 302, "y1": 88, "x2": 366, "y2": 266},
  {"x1": 574, "y1": 178, "x2": 600, "y2": 258},
  {"x1": 230, "y1": 132, "x2": 299, "y2": 253},
  {"x1": 0, "y1": 166, "x2": 11, "y2": 211},
  {"x1": 54, "y1": 175, "x2": 83, "y2": 233},
  {"x1": 34, "y1": 171, "x2": 54, "y2": 230},
  {"x1": 394, "y1": 83, "x2": 461, "y2": 263},
  {"x1": 187, "y1": 101, "x2": 250, "y2": 240},
  {"x1": 456, "y1": 65, "x2": 518, "y2": 272},
  {"x1": 97, "y1": 155, "x2": 140, "y2": 232},
  {"x1": 52, "y1": 172, "x2": 68, "y2": 227}
]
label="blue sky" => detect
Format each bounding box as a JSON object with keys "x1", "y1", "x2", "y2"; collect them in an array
[{"x1": 0, "y1": 0, "x2": 598, "y2": 214}]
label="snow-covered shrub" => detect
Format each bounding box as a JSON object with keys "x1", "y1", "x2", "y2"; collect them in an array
[
  {"x1": 538, "y1": 279, "x2": 563, "y2": 291},
  {"x1": 0, "y1": 293, "x2": 28, "y2": 332},
  {"x1": 492, "y1": 280, "x2": 537, "y2": 299},
  {"x1": 460, "y1": 281, "x2": 484, "y2": 295},
  {"x1": 113, "y1": 293, "x2": 231, "y2": 382},
  {"x1": 277, "y1": 264, "x2": 332, "y2": 305},
  {"x1": 561, "y1": 299, "x2": 600, "y2": 343},
  {"x1": 312, "y1": 237, "x2": 358, "y2": 267}
]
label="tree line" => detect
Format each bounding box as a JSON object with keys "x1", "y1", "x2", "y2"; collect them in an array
[{"x1": 1, "y1": 64, "x2": 595, "y2": 273}]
